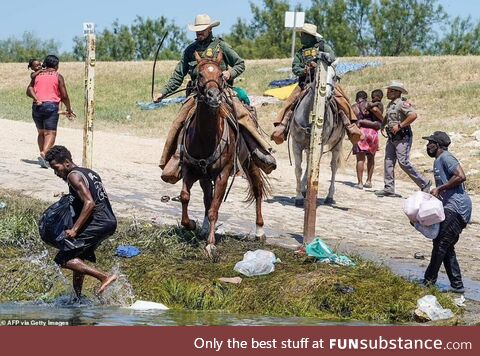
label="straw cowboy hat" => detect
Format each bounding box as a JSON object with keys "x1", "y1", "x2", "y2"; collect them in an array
[
  {"x1": 385, "y1": 80, "x2": 408, "y2": 94},
  {"x1": 296, "y1": 23, "x2": 323, "y2": 39},
  {"x1": 188, "y1": 14, "x2": 220, "y2": 32}
]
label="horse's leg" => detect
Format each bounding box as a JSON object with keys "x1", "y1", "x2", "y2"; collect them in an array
[
  {"x1": 199, "y1": 178, "x2": 213, "y2": 234},
  {"x1": 180, "y1": 171, "x2": 196, "y2": 230},
  {"x1": 293, "y1": 141, "x2": 304, "y2": 207},
  {"x1": 246, "y1": 164, "x2": 266, "y2": 241},
  {"x1": 325, "y1": 148, "x2": 340, "y2": 205},
  {"x1": 205, "y1": 164, "x2": 232, "y2": 261}
]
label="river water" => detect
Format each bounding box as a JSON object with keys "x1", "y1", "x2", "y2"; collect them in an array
[{"x1": 0, "y1": 300, "x2": 369, "y2": 326}]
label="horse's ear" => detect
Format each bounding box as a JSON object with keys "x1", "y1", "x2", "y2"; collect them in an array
[
  {"x1": 216, "y1": 50, "x2": 223, "y2": 65},
  {"x1": 194, "y1": 51, "x2": 202, "y2": 63}
]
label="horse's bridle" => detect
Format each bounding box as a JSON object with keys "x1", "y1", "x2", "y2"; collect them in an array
[{"x1": 195, "y1": 63, "x2": 226, "y2": 105}]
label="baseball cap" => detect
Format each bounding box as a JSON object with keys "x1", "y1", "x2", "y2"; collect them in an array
[{"x1": 422, "y1": 131, "x2": 451, "y2": 147}]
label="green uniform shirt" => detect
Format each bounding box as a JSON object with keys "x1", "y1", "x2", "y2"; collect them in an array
[
  {"x1": 292, "y1": 39, "x2": 336, "y2": 79},
  {"x1": 160, "y1": 36, "x2": 245, "y2": 96},
  {"x1": 385, "y1": 97, "x2": 415, "y2": 129}
]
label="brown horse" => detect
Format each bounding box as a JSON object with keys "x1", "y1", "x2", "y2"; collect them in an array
[{"x1": 179, "y1": 51, "x2": 269, "y2": 260}]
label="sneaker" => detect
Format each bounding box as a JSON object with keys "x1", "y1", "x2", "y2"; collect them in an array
[
  {"x1": 450, "y1": 286, "x2": 465, "y2": 294},
  {"x1": 38, "y1": 156, "x2": 49, "y2": 169},
  {"x1": 421, "y1": 180, "x2": 432, "y2": 193}
]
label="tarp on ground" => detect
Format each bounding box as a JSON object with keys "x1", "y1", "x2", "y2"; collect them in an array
[
  {"x1": 263, "y1": 83, "x2": 298, "y2": 100},
  {"x1": 266, "y1": 61, "x2": 382, "y2": 99}
]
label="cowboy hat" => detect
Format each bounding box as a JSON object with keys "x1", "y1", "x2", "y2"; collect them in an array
[
  {"x1": 188, "y1": 14, "x2": 220, "y2": 32},
  {"x1": 385, "y1": 80, "x2": 408, "y2": 94},
  {"x1": 296, "y1": 23, "x2": 323, "y2": 39}
]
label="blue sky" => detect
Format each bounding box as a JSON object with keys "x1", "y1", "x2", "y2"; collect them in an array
[{"x1": 0, "y1": 0, "x2": 478, "y2": 52}]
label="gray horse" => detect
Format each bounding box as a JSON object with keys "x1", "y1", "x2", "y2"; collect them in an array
[{"x1": 290, "y1": 78, "x2": 345, "y2": 207}]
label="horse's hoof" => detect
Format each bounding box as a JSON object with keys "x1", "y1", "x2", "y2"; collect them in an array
[
  {"x1": 294, "y1": 198, "x2": 304, "y2": 207},
  {"x1": 255, "y1": 234, "x2": 266, "y2": 243},
  {"x1": 301, "y1": 191, "x2": 306, "y2": 198},
  {"x1": 324, "y1": 197, "x2": 335, "y2": 205},
  {"x1": 183, "y1": 220, "x2": 196, "y2": 231},
  {"x1": 205, "y1": 244, "x2": 219, "y2": 263}
]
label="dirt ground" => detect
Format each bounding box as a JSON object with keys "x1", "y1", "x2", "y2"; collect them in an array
[{"x1": 1, "y1": 118, "x2": 479, "y2": 303}]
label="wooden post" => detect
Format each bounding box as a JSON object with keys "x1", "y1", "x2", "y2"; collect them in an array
[
  {"x1": 83, "y1": 33, "x2": 95, "y2": 168},
  {"x1": 303, "y1": 60, "x2": 328, "y2": 245}
]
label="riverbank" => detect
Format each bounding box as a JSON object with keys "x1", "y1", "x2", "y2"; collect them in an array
[{"x1": 1, "y1": 191, "x2": 475, "y2": 325}]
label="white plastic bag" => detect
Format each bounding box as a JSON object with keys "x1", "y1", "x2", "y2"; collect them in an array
[
  {"x1": 128, "y1": 300, "x2": 169, "y2": 310},
  {"x1": 417, "y1": 197, "x2": 445, "y2": 226},
  {"x1": 414, "y1": 222, "x2": 440, "y2": 240},
  {"x1": 403, "y1": 191, "x2": 430, "y2": 222},
  {"x1": 234, "y1": 250, "x2": 276, "y2": 277},
  {"x1": 416, "y1": 295, "x2": 453, "y2": 321}
]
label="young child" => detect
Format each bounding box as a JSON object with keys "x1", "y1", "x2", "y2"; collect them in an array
[
  {"x1": 27, "y1": 59, "x2": 44, "y2": 105},
  {"x1": 367, "y1": 89, "x2": 384, "y2": 116},
  {"x1": 28, "y1": 58, "x2": 44, "y2": 80}
]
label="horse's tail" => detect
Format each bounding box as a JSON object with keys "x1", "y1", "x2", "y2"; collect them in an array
[{"x1": 243, "y1": 162, "x2": 271, "y2": 204}]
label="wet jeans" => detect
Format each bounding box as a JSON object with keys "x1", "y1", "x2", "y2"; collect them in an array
[{"x1": 424, "y1": 209, "x2": 467, "y2": 289}]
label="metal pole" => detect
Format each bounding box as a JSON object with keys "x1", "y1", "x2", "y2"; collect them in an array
[
  {"x1": 303, "y1": 60, "x2": 328, "y2": 245},
  {"x1": 83, "y1": 33, "x2": 95, "y2": 169},
  {"x1": 290, "y1": 11, "x2": 297, "y2": 60}
]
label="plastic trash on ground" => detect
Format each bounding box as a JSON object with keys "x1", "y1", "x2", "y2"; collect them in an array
[
  {"x1": 454, "y1": 295, "x2": 466, "y2": 308},
  {"x1": 416, "y1": 295, "x2": 453, "y2": 321},
  {"x1": 116, "y1": 246, "x2": 141, "y2": 258},
  {"x1": 305, "y1": 238, "x2": 355, "y2": 266},
  {"x1": 128, "y1": 300, "x2": 169, "y2": 310},
  {"x1": 414, "y1": 222, "x2": 440, "y2": 240},
  {"x1": 0, "y1": 202, "x2": 6, "y2": 209},
  {"x1": 234, "y1": 250, "x2": 277, "y2": 277}
]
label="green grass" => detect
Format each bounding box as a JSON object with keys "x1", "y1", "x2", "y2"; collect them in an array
[{"x1": 0, "y1": 190, "x2": 463, "y2": 324}]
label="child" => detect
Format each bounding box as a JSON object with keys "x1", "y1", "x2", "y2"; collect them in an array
[
  {"x1": 28, "y1": 58, "x2": 44, "y2": 80},
  {"x1": 353, "y1": 89, "x2": 384, "y2": 189},
  {"x1": 27, "y1": 59, "x2": 44, "y2": 105}
]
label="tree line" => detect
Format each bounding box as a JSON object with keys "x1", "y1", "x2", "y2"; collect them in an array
[{"x1": 1, "y1": 0, "x2": 479, "y2": 63}]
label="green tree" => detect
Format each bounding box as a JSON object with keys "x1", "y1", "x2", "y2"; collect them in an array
[
  {"x1": 433, "y1": 16, "x2": 480, "y2": 55},
  {"x1": 369, "y1": 0, "x2": 447, "y2": 56},
  {"x1": 345, "y1": 0, "x2": 373, "y2": 55},
  {"x1": 307, "y1": 0, "x2": 360, "y2": 56},
  {"x1": 131, "y1": 16, "x2": 188, "y2": 60},
  {"x1": 0, "y1": 31, "x2": 60, "y2": 62},
  {"x1": 226, "y1": 0, "x2": 297, "y2": 58},
  {"x1": 72, "y1": 17, "x2": 188, "y2": 61}
]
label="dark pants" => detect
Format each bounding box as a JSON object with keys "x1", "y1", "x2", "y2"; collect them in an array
[{"x1": 424, "y1": 209, "x2": 467, "y2": 289}]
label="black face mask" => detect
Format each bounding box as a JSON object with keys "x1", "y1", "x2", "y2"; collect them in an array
[{"x1": 426, "y1": 144, "x2": 438, "y2": 157}]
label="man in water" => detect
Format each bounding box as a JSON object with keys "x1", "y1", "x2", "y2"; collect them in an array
[{"x1": 45, "y1": 145, "x2": 117, "y2": 298}]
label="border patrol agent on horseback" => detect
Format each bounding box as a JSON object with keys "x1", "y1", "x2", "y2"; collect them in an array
[
  {"x1": 156, "y1": 14, "x2": 276, "y2": 183},
  {"x1": 271, "y1": 23, "x2": 335, "y2": 144},
  {"x1": 270, "y1": 23, "x2": 362, "y2": 146},
  {"x1": 375, "y1": 81, "x2": 431, "y2": 197}
]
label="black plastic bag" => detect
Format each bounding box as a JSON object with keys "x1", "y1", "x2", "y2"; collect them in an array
[{"x1": 38, "y1": 194, "x2": 75, "y2": 249}]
